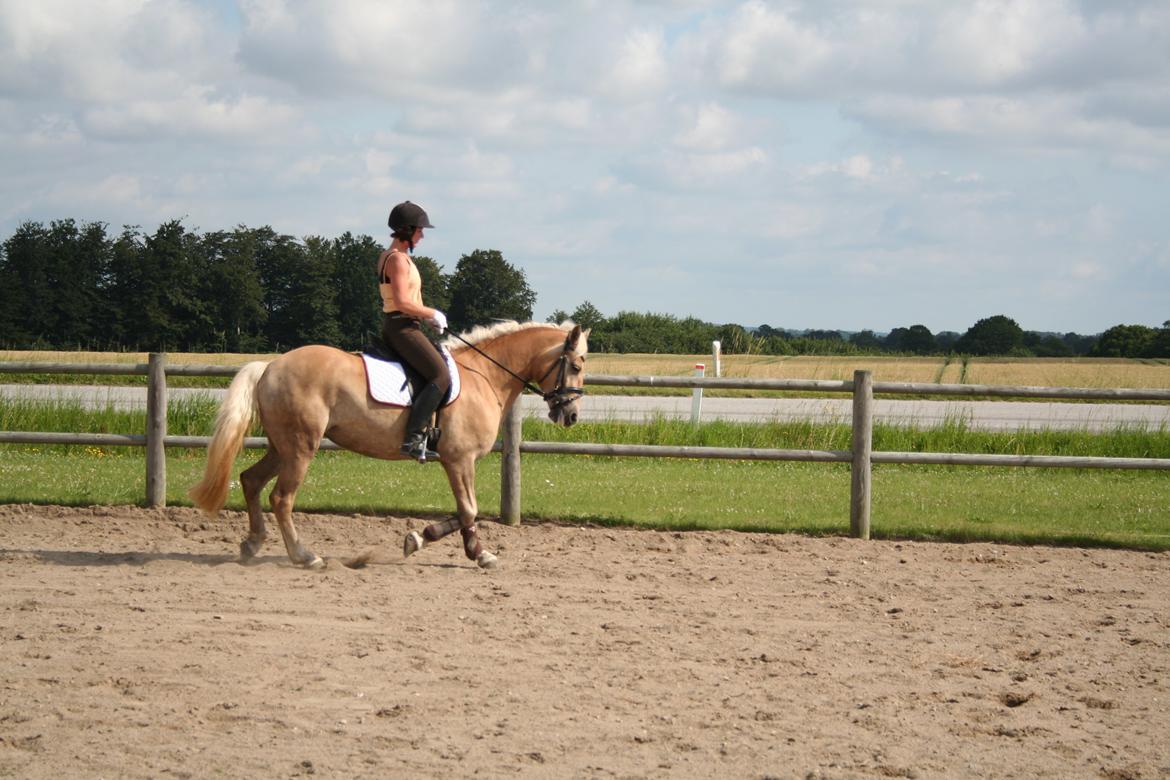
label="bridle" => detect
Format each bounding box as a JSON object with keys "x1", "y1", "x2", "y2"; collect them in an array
[{"x1": 447, "y1": 330, "x2": 586, "y2": 414}]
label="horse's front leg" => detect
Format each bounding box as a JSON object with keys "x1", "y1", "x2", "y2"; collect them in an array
[{"x1": 404, "y1": 456, "x2": 497, "y2": 569}]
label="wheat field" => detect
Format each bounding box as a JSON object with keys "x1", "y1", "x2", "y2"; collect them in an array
[
  {"x1": 3, "y1": 350, "x2": 1169, "y2": 390},
  {"x1": 588, "y1": 353, "x2": 1170, "y2": 389}
]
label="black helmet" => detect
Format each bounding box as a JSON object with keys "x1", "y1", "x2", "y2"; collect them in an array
[{"x1": 388, "y1": 201, "x2": 435, "y2": 231}]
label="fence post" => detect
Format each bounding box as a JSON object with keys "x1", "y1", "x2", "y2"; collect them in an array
[
  {"x1": 146, "y1": 352, "x2": 167, "y2": 508},
  {"x1": 691, "y1": 363, "x2": 705, "y2": 424},
  {"x1": 850, "y1": 369, "x2": 873, "y2": 539},
  {"x1": 500, "y1": 401, "x2": 522, "y2": 525}
]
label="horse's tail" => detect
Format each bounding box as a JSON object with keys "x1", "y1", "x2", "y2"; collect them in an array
[{"x1": 188, "y1": 361, "x2": 269, "y2": 514}]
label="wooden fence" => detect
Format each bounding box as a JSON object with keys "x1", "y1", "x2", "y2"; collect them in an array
[{"x1": 2, "y1": 355, "x2": 1169, "y2": 539}]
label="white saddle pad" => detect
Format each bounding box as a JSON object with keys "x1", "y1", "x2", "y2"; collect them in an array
[{"x1": 361, "y1": 346, "x2": 460, "y2": 407}]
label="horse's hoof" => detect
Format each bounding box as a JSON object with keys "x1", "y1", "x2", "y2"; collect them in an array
[
  {"x1": 403, "y1": 531, "x2": 424, "y2": 558},
  {"x1": 303, "y1": 554, "x2": 326, "y2": 570},
  {"x1": 239, "y1": 538, "x2": 262, "y2": 563},
  {"x1": 476, "y1": 551, "x2": 499, "y2": 570}
]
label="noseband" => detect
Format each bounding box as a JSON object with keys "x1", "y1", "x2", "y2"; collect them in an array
[
  {"x1": 447, "y1": 331, "x2": 585, "y2": 411},
  {"x1": 534, "y1": 349, "x2": 586, "y2": 414}
]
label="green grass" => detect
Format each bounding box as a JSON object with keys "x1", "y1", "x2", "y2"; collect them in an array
[
  {"x1": 1, "y1": 399, "x2": 1168, "y2": 550},
  {"x1": 0, "y1": 394, "x2": 224, "y2": 440},
  {"x1": 527, "y1": 415, "x2": 1170, "y2": 458}
]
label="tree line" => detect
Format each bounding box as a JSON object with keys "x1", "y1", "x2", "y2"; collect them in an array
[
  {"x1": 0, "y1": 219, "x2": 535, "y2": 352},
  {"x1": 2, "y1": 218, "x2": 1166, "y2": 358},
  {"x1": 548, "y1": 306, "x2": 1170, "y2": 359}
]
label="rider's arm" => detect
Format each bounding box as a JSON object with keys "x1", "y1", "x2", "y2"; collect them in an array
[{"x1": 385, "y1": 252, "x2": 437, "y2": 321}]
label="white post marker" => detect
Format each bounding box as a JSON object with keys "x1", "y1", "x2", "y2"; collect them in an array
[
  {"x1": 712, "y1": 341, "x2": 722, "y2": 378},
  {"x1": 691, "y1": 363, "x2": 705, "y2": 424}
]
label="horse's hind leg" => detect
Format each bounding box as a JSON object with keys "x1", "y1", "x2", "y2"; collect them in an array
[
  {"x1": 270, "y1": 452, "x2": 324, "y2": 570},
  {"x1": 238, "y1": 449, "x2": 280, "y2": 562},
  {"x1": 403, "y1": 517, "x2": 460, "y2": 558}
]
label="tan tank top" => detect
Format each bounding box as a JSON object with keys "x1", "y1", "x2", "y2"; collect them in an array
[{"x1": 377, "y1": 250, "x2": 424, "y2": 314}]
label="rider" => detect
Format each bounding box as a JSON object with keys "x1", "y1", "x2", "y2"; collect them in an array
[{"x1": 378, "y1": 200, "x2": 450, "y2": 463}]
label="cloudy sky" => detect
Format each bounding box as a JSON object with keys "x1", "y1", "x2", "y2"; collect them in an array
[{"x1": 2, "y1": 0, "x2": 1168, "y2": 335}]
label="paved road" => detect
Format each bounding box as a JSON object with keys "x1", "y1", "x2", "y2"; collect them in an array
[{"x1": 4, "y1": 384, "x2": 1167, "y2": 432}]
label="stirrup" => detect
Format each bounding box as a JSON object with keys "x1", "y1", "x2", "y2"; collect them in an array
[{"x1": 401, "y1": 435, "x2": 439, "y2": 463}]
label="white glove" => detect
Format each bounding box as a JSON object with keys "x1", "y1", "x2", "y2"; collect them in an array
[{"x1": 429, "y1": 310, "x2": 448, "y2": 334}]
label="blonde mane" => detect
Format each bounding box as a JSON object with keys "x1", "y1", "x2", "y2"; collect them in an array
[{"x1": 443, "y1": 321, "x2": 588, "y2": 354}]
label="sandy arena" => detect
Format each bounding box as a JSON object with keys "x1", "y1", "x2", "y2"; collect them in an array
[{"x1": 2, "y1": 503, "x2": 1168, "y2": 779}]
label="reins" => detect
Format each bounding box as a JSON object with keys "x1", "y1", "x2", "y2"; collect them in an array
[{"x1": 446, "y1": 330, "x2": 585, "y2": 409}]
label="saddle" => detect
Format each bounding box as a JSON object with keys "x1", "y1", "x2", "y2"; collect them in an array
[{"x1": 359, "y1": 337, "x2": 460, "y2": 407}]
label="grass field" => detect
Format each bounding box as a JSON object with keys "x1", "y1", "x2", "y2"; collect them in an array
[
  {"x1": 2, "y1": 397, "x2": 1168, "y2": 550},
  {"x1": 3, "y1": 351, "x2": 1167, "y2": 550},
  {"x1": 1, "y1": 449, "x2": 1166, "y2": 550}
]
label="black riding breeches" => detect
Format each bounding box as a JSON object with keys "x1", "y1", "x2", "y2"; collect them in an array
[{"x1": 381, "y1": 312, "x2": 451, "y2": 395}]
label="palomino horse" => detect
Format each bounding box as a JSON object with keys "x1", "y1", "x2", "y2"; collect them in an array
[{"x1": 189, "y1": 322, "x2": 587, "y2": 569}]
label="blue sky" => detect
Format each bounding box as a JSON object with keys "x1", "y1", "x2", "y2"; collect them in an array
[{"x1": 2, "y1": 0, "x2": 1168, "y2": 335}]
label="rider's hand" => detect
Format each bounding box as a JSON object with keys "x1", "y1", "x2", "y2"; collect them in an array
[{"x1": 429, "y1": 310, "x2": 448, "y2": 334}]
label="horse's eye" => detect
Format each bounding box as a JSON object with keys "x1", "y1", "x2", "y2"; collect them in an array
[{"x1": 572, "y1": 364, "x2": 582, "y2": 372}]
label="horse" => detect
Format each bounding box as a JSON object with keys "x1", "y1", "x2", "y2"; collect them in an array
[{"x1": 188, "y1": 322, "x2": 587, "y2": 570}]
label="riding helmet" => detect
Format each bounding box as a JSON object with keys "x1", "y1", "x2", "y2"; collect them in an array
[{"x1": 388, "y1": 201, "x2": 435, "y2": 231}]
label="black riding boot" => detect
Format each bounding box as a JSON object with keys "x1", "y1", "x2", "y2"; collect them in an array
[{"x1": 401, "y1": 382, "x2": 443, "y2": 463}]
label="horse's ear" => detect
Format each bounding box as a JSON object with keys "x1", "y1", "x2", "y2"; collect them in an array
[{"x1": 566, "y1": 324, "x2": 582, "y2": 350}]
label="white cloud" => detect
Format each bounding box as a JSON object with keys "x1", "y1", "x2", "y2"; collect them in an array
[
  {"x1": 799, "y1": 154, "x2": 910, "y2": 183},
  {"x1": 601, "y1": 28, "x2": 669, "y2": 100},
  {"x1": 81, "y1": 88, "x2": 302, "y2": 141},
  {"x1": 0, "y1": 0, "x2": 221, "y2": 101},
  {"x1": 1069, "y1": 261, "x2": 1105, "y2": 280},
  {"x1": 46, "y1": 173, "x2": 146, "y2": 211},
  {"x1": 2, "y1": 1, "x2": 1169, "y2": 333},
  {"x1": 925, "y1": 1, "x2": 1088, "y2": 87},
  {"x1": 710, "y1": 2, "x2": 834, "y2": 93},
  {"x1": 674, "y1": 103, "x2": 738, "y2": 151}
]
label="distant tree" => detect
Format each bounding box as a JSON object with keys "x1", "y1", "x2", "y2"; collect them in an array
[
  {"x1": 885, "y1": 324, "x2": 936, "y2": 354},
  {"x1": 569, "y1": 300, "x2": 605, "y2": 332},
  {"x1": 447, "y1": 249, "x2": 536, "y2": 332},
  {"x1": 1061, "y1": 332, "x2": 1098, "y2": 356},
  {"x1": 849, "y1": 330, "x2": 882, "y2": 351},
  {"x1": 199, "y1": 228, "x2": 268, "y2": 352},
  {"x1": 716, "y1": 323, "x2": 752, "y2": 353},
  {"x1": 804, "y1": 329, "x2": 844, "y2": 343},
  {"x1": 1032, "y1": 335, "x2": 1074, "y2": 357},
  {"x1": 0, "y1": 221, "x2": 52, "y2": 345},
  {"x1": 332, "y1": 232, "x2": 382, "y2": 350},
  {"x1": 1090, "y1": 324, "x2": 1157, "y2": 358},
  {"x1": 42, "y1": 219, "x2": 112, "y2": 348},
  {"x1": 253, "y1": 228, "x2": 306, "y2": 350},
  {"x1": 285, "y1": 236, "x2": 343, "y2": 347},
  {"x1": 935, "y1": 331, "x2": 960, "y2": 352},
  {"x1": 546, "y1": 309, "x2": 569, "y2": 324},
  {"x1": 955, "y1": 315, "x2": 1025, "y2": 355},
  {"x1": 761, "y1": 335, "x2": 794, "y2": 355},
  {"x1": 413, "y1": 255, "x2": 450, "y2": 313},
  {"x1": 590, "y1": 310, "x2": 710, "y2": 353},
  {"x1": 133, "y1": 219, "x2": 208, "y2": 351},
  {"x1": 755, "y1": 324, "x2": 788, "y2": 339},
  {"x1": 105, "y1": 226, "x2": 146, "y2": 348},
  {"x1": 0, "y1": 237, "x2": 16, "y2": 344},
  {"x1": 1148, "y1": 321, "x2": 1170, "y2": 358}
]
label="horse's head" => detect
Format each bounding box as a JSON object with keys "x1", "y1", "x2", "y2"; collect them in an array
[{"x1": 538, "y1": 324, "x2": 588, "y2": 427}]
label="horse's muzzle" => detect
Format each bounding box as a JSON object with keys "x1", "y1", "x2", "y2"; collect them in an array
[{"x1": 548, "y1": 403, "x2": 579, "y2": 427}]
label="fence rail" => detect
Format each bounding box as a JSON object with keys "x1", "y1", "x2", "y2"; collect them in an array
[{"x1": 3, "y1": 355, "x2": 1169, "y2": 538}]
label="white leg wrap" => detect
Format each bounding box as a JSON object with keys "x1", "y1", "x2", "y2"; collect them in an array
[{"x1": 403, "y1": 531, "x2": 425, "y2": 558}]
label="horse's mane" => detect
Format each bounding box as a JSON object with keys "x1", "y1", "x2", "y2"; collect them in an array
[{"x1": 443, "y1": 321, "x2": 587, "y2": 354}]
